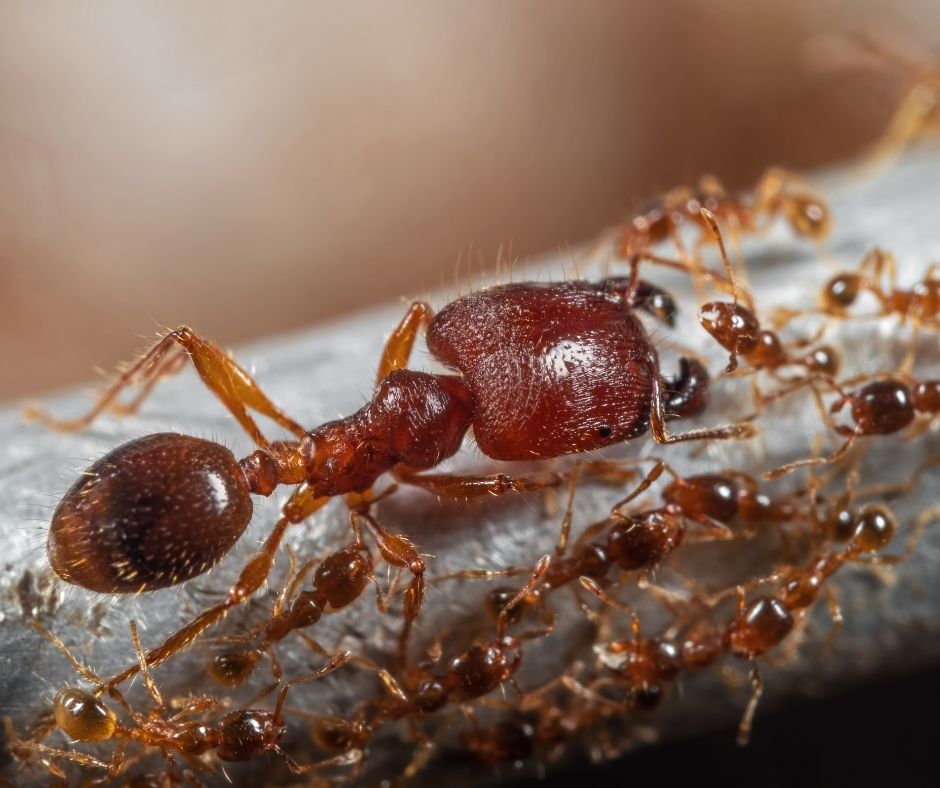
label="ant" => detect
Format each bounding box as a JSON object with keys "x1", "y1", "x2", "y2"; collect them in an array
[
  {"x1": 774, "y1": 248, "x2": 940, "y2": 372},
  {"x1": 694, "y1": 497, "x2": 938, "y2": 745},
  {"x1": 617, "y1": 167, "x2": 831, "y2": 260},
  {"x1": 29, "y1": 262, "x2": 755, "y2": 686},
  {"x1": 374, "y1": 556, "x2": 551, "y2": 720},
  {"x1": 208, "y1": 510, "x2": 423, "y2": 686},
  {"x1": 695, "y1": 207, "x2": 840, "y2": 387},
  {"x1": 578, "y1": 578, "x2": 683, "y2": 712},
  {"x1": 9, "y1": 620, "x2": 358, "y2": 782},
  {"x1": 765, "y1": 373, "x2": 940, "y2": 479}
]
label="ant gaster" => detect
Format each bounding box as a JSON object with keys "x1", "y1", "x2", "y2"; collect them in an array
[{"x1": 31, "y1": 268, "x2": 754, "y2": 685}]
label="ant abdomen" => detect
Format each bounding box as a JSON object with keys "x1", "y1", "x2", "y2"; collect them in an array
[
  {"x1": 53, "y1": 689, "x2": 116, "y2": 741},
  {"x1": 48, "y1": 433, "x2": 253, "y2": 593}
]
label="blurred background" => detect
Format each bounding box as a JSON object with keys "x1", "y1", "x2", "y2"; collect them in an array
[{"x1": 0, "y1": 0, "x2": 937, "y2": 402}]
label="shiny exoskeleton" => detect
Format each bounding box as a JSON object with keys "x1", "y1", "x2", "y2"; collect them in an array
[{"x1": 34, "y1": 274, "x2": 755, "y2": 687}]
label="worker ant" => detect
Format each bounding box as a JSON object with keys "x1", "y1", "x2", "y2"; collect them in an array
[
  {"x1": 765, "y1": 373, "x2": 940, "y2": 479},
  {"x1": 29, "y1": 260, "x2": 756, "y2": 686},
  {"x1": 9, "y1": 620, "x2": 358, "y2": 782},
  {"x1": 208, "y1": 508, "x2": 425, "y2": 686},
  {"x1": 773, "y1": 248, "x2": 940, "y2": 372},
  {"x1": 617, "y1": 168, "x2": 831, "y2": 260}
]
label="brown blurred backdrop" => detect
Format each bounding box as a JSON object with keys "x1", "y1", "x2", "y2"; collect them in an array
[{"x1": 0, "y1": 1, "x2": 935, "y2": 402}]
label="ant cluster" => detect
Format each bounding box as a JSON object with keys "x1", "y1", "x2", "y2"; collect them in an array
[{"x1": 6, "y1": 157, "x2": 940, "y2": 786}]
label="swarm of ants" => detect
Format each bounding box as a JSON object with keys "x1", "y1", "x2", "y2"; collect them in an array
[{"x1": 7, "y1": 46, "x2": 940, "y2": 787}]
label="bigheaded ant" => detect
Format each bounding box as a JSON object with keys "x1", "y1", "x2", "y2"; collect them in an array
[
  {"x1": 8, "y1": 620, "x2": 358, "y2": 783},
  {"x1": 28, "y1": 261, "x2": 755, "y2": 687}
]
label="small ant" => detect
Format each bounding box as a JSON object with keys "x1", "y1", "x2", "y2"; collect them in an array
[
  {"x1": 370, "y1": 556, "x2": 551, "y2": 726},
  {"x1": 617, "y1": 168, "x2": 831, "y2": 259},
  {"x1": 30, "y1": 264, "x2": 755, "y2": 686},
  {"x1": 702, "y1": 497, "x2": 939, "y2": 745},
  {"x1": 774, "y1": 248, "x2": 940, "y2": 372},
  {"x1": 9, "y1": 620, "x2": 358, "y2": 782},
  {"x1": 579, "y1": 578, "x2": 683, "y2": 712},
  {"x1": 695, "y1": 207, "x2": 840, "y2": 384},
  {"x1": 765, "y1": 374, "x2": 940, "y2": 479},
  {"x1": 208, "y1": 511, "x2": 423, "y2": 685}
]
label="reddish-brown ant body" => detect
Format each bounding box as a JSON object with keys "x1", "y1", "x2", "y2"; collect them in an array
[
  {"x1": 31, "y1": 270, "x2": 755, "y2": 686},
  {"x1": 618, "y1": 168, "x2": 831, "y2": 258},
  {"x1": 766, "y1": 374, "x2": 940, "y2": 478},
  {"x1": 10, "y1": 621, "x2": 358, "y2": 782}
]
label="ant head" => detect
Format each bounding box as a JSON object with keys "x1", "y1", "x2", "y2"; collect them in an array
[
  {"x1": 783, "y1": 193, "x2": 832, "y2": 240},
  {"x1": 53, "y1": 689, "x2": 116, "y2": 742},
  {"x1": 48, "y1": 433, "x2": 254, "y2": 593},
  {"x1": 729, "y1": 596, "x2": 794, "y2": 658},
  {"x1": 698, "y1": 302, "x2": 761, "y2": 371}
]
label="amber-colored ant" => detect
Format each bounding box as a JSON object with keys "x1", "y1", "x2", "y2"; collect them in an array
[
  {"x1": 9, "y1": 620, "x2": 358, "y2": 782},
  {"x1": 617, "y1": 167, "x2": 831, "y2": 260},
  {"x1": 29, "y1": 256, "x2": 756, "y2": 687},
  {"x1": 208, "y1": 509, "x2": 423, "y2": 685},
  {"x1": 765, "y1": 374, "x2": 940, "y2": 479},
  {"x1": 688, "y1": 497, "x2": 939, "y2": 745},
  {"x1": 694, "y1": 207, "x2": 840, "y2": 388},
  {"x1": 774, "y1": 248, "x2": 940, "y2": 372},
  {"x1": 579, "y1": 578, "x2": 684, "y2": 712}
]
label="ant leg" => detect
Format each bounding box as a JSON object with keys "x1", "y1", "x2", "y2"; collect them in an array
[
  {"x1": 276, "y1": 747, "x2": 363, "y2": 776},
  {"x1": 823, "y1": 586, "x2": 844, "y2": 650},
  {"x1": 395, "y1": 467, "x2": 566, "y2": 499},
  {"x1": 609, "y1": 459, "x2": 681, "y2": 515},
  {"x1": 376, "y1": 301, "x2": 435, "y2": 383},
  {"x1": 556, "y1": 463, "x2": 582, "y2": 556},
  {"x1": 763, "y1": 430, "x2": 859, "y2": 481},
  {"x1": 736, "y1": 660, "x2": 763, "y2": 746},
  {"x1": 129, "y1": 621, "x2": 163, "y2": 711},
  {"x1": 649, "y1": 375, "x2": 757, "y2": 445},
  {"x1": 274, "y1": 652, "x2": 352, "y2": 721},
  {"x1": 25, "y1": 326, "x2": 305, "y2": 448},
  {"x1": 106, "y1": 484, "x2": 330, "y2": 687}
]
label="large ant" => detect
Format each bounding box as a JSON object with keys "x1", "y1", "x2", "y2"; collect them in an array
[
  {"x1": 29, "y1": 264, "x2": 755, "y2": 686},
  {"x1": 9, "y1": 620, "x2": 358, "y2": 783},
  {"x1": 617, "y1": 168, "x2": 831, "y2": 259}
]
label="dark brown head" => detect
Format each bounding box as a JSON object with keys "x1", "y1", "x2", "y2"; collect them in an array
[
  {"x1": 448, "y1": 636, "x2": 522, "y2": 701},
  {"x1": 845, "y1": 380, "x2": 915, "y2": 435},
  {"x1": 48, "y1": 433, "x2": 253, "y2": 593}
]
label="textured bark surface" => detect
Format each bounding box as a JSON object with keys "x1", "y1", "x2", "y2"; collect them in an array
[{"x1": 2, "y1": 147, "x2": 940, "y2": 784}]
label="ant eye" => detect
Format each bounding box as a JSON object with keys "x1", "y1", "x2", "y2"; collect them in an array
[
  {"x1": 54, "y1": 689, "x2": 116, "y2": 741},
  {"x1": 48, "y1": 433, "x2": 254, "y2": 593}
]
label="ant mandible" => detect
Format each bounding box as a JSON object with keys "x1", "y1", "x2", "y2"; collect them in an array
[{"x1": 30, "y1": 263, "x2": 756, "y2": 685}]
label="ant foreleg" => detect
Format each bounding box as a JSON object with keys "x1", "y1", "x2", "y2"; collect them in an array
[
  {"x1": 25, "y1": 326, "x2": 305, "y2": 449},
  {"x1": 394, "y1": 468, "x2": 565, "y2": 499},
  {"x1": 648, "y1": 375, "x2": 757, "y2": 445},
  {"x1": 377, "y1": 301, "x2": 435, "y2": 383}
]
